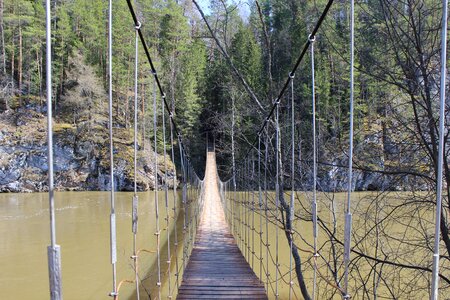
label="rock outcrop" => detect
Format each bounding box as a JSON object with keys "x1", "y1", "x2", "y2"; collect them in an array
[{"x1": 0, "y1": 52, "x2": 175, "y2": 193}]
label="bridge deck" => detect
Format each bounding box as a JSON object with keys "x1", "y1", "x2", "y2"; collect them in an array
[{"x1": 177, "y1": 152, "x2": 267, "y2": 300}]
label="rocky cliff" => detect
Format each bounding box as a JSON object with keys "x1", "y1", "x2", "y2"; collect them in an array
[{"x1": 0, "y1": 53, "x2": 175, "y2": 193}]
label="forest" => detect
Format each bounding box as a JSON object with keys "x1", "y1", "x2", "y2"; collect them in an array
[{"x1": 0, "y1": 0, "x2": 449, "y2": 298}]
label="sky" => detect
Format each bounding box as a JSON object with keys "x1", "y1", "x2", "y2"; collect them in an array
[{"x1": 196, "y1": 0, "x2": 251, "y2": 20}]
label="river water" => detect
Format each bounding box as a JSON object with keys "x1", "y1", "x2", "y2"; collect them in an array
[
  {"x1": 0, "y1": 191, "x2": 186, "y2": 300},
  {"x1": 0, "y1": 190, "x2": 439, "y2": 299}
]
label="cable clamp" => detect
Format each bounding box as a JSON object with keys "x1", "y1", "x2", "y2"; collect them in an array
[
  {"x1": 343, "y1": 294, "x2": 351, "y2": 299},
  {"x1": 156, "y1": 282, "x2": 161, "y2": 287},
  {"x1": 169, "y1": 111, "x2": 174, "y2": 118},
  {"x1": 109, "y1": 292, "x2": 118, "y2": 297},
  {"x1": 135, "y1": 21, "x2": 142, "y2": 30},
  {"x1": 130, "y1": 255, "x2": 138, "y2": 259},
  {"x1": 308, "y1": 34, "x2": 316, "y2": 42},
  {"x1": 313, "y1": 252, "x2": 320, "y2": 257},
  {"x1": 289, "y1": 72, "x2": 295, "y2": 79},
  {"x1": 162, "y1": 93, "x2": 166, "y2": 99}
]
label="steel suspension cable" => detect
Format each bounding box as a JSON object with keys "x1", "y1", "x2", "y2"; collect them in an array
[
  {"x1": 343, "y1": 0, "x2": 355, "y2": 298},
  {"x1": 153, "y1": 79, "x2": 162, "y2": 300},
  {"x1": 310, "y1": 34, "x2": 319, "y2": 300},
  {"x1": 258, "y1": 136, "x2": 263, "y2": 282},
  {"x1": 178, "y1": 139, "x2": 188, "y2": 272},
  {"x1": 231, "y1": 95, "x2": 237, "y2": 236},
  {"x1": 275, "y1": 103, "x2": 280, "y2": 299},
  {"x1": 45, "y1": 0, "x2": 62, "y2": 298},
  {"x1": 161, "y1": 93, "x2": 172, "y2": 298},
  {"x1": 264, "y1": 128, "x2": 270, "y2": 290},
  {"x1": 132, "y1": 15, "x2": 140, "y2": 300},
  {"x1": 289, "y1": 71, "x2": 295, "y2": 300},
  {"x1": 251, "y1": 155, "x2": 256, "y2": 270},
  {"x1": 230, "y1": 0, "x2": 335, "y2": 170},
  {"x1": 246, "y1": 159, "x2": 250, "y2": 261},
  {"x1": 125, "y1": 0, "x2": 199, "y2": 181},
  {"x1": 431, "y1": 0, "x2": 449, "y2": 299},
  {"x1": 107, "y1": 0, "x2": 118, "y2": 297},
  {"x1": 169, "y1": 114, "x2": 180, "y2": 292}
]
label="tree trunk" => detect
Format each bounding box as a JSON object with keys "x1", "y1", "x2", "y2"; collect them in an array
[
  {"x1": 276, "y1": 111, "x2": 312, "y2": 300},
  {"x1": 11, "y1": 28, "x2": 15, "y2": 96},
  {"x1": 0, "y1": 0, "x2": 5, "y2": 74},
  {"x1": 141, "y1": 82, "x2": 145, "y2": 147},
  {"x1": 18, "y1": 24, "x2": 22, "y2": 103}
]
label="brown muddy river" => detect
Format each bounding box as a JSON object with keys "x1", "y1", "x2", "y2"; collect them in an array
[
  {"x1": 0, "y1": 191, "x2": 187, "y2": 300},
  {"x1": 0, "y1": 191, "x2": 443, "y2": 299}
]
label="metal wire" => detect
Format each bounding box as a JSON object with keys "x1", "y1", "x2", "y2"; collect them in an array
[
  {"x1": 107, "y1": 0, "x2": 117, "y2": 297},
  {"x1": 343, "y1": 0, "x2": 355, "y2": 298},
  {"x1": 169, "y1": 114, "x2": 180, "y2": 292},
  {"x1": 161, "y1": 92, "x2": 172, "y2": 298},
  {"x1": 310, "y1": 34, "x2": 318, "y2": 300},
  {"x1": 258, "y1": 137, "x2": 263, "y2": 282},
  {"x1": 229, "y1": 0, "x2": 336, "y2": 169},
  {"x1": 45, "y1": 0, "x2": 62, "y2": 298},
  {"x1": 264, "y1": 128, "x2": 270, "y2": 290},
  {"x1": 275, "y1": 104, "x2": 280, "y2": 299},
  {"x1": 153, "y1": 79, "x2": 162, "y2": 300},
  {"x1": 251, "y1": 155, "x2": 256, "y2": 270},
  {"x1": 431, "y1": 0, "x2": 449, "y2": 299},
  {"x1": 289, "y1": 72, "x2": 295, "y2": 300},
  {"x1": 132, "y1": 10, "x2": 140, "y2": 300}
]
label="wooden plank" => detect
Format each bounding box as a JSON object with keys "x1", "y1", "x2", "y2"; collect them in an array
[{"x1": 176, "y1": 152, "x2": 268, "y2": 300}]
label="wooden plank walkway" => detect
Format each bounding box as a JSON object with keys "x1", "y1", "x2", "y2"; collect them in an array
[{"x1": 177, "y1": 152, "x2": 267, "y2": 300}]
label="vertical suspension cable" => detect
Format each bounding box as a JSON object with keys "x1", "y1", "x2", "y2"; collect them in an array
[
  {"x1": 431, "y1": 0, "x2": 449, "y2": 299},
  {"x1": 258, "y1": 136, "x2": 263, "y2": 282},
  {"x1": 178, "y1": 139, "x2": 187, "y2": 272},
  {"x1": 310, "y1": 34, "x2": 319, "y2": 300},
  {"x1": 264, "y1": 128, "x2": 270, "y2": 290},
  {"x1": 237, "y1": 168, "x2": 241, "y2": 249},
  {"x1": 169, "y1": 115, "x2": 180, "y2": 291},
  {"x1": 46, "y1": 0, "x2": 62, "y2": 298},
  {"x1": 343, "y1": 0, "x2": 355, "y2": 298},
  {"x1": 161, "y1": 93, "x2": 172, "y2": 298},
  {"x1": 251, "y1": 154, "x2": 256, "y2": 270},
  {"x1": 246, "y1": 159, "x2": 250, "y2": 261},
  {"x1": 275, "y1": 103, "x2": 280, "y2": 300},
  {"x1": 132, "y1": 16, "x2": 140, "y2": 300},
  {"x1": 153, "y1": 79, "x2": 162, "y2": 300},
  {"x1": 107, "y1": 0, "x2": 118, "y2": 297},
  {"x1": 289, "y1": 71, "x2": 295, "y2": 300}
]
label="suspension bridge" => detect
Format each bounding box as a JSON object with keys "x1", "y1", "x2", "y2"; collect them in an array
[{"x1": 38, "y1": 0, "x2": 449, "y2": 299}]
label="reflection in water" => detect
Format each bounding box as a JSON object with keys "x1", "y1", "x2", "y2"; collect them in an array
[{"x1": 0, "y1": 191, "x2": 184, "y2": 300}]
